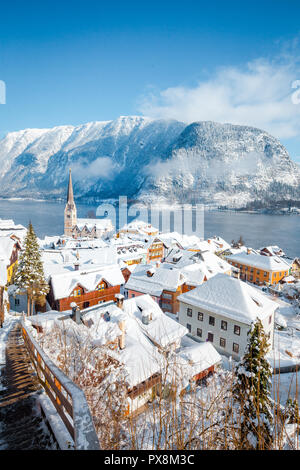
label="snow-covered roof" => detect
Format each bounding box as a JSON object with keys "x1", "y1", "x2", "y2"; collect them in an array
[
  {"x1": 125, "y1": 263, "x2": 186, "y2": 297},
  {"x1": 207, "y1": 236, "x2": 231, "y2": 250},
  {"x1": 226, "y1": 252, "x2": 292, "y2": 271},
  {"x1": 50, "y1": 264, "x2": 125, "y2": 300},
  {"x1": 259, "y1": 245, "x2": 285, "y2": 256},
  {"x1": 0, "y1": 236, "x2": 18, "y2": 265},
  {"x1": 75, "y1": 218, "x2": 113, "y2": 232},
  {"x1": 122, "y1": 295, "x2": 188, "y2": 349},
  {"x1": 42, "y1": 246, "x2": 118, "y2": 280},
  {"x1": 119, "y1": 220, "x2": 158, "y2": 235},
  {"x1": 164, "y1": 248, "x2": 232, "y2": 279},
  {"x1": 178, "y1": 273, "x2": 278, "y2": 325},
  {"x1": 158, "y1": 232, "x2": 204, "y2": 250},
  {"x1": 282, "y1": 275, "x2": 295, "y2": 283},
  {"x1": 0, "y1": 218, "x2": 27, "y2": 234},
  {"x1": 27, "y1": 311, "x2": 71, "y2": 328},
  {"x1": 82, "y1": 299, "x2": 162, "y2": 388},
  {"x1": 166, "y1": 341, "x2": 222, "y2": 390}
]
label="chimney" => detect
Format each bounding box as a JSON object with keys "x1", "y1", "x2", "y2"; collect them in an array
[
  {"x1": 118, "y1": 319, "x2": 126, "y2": 350},
  {"x1": 70, "y1": 302, "x2": 81, "y2": 324},
  {"x1": 74, "y1": 261, "x2": 80, "y2": 271},
  {"x1": 115, "y1": 293, "x2": 124, "y2": 309},
  {"x1": 147, "y1": 267, "x2": 155, "y2": 277},
  {"x1": 247, "y1": 248, "x2": 251, "y2": 255}
]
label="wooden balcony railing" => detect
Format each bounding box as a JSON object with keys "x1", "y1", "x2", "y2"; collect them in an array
[{"x1": 21, "y1": 319, "x2": 100, "y2": 450}]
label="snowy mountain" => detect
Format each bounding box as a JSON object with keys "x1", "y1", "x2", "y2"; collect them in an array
[{"x1": 0, "y1": 116, "x2": 299, "y2": 207}]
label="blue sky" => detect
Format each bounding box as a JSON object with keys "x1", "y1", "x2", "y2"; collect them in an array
[{"x1": 1, "y1": 0, "x2": 300, "y2": 161}]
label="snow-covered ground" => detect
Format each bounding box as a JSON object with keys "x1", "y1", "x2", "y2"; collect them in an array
[
  {"x1": 267, "y1": 297, "x2": 300, "y2": 369},
  {"x1": 0, "y1": 312, "x2": 20, "y2": 390}
]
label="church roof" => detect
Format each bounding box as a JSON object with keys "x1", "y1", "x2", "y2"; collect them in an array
[{"x1": 66, "y1": 169, "x2": 75, "y2": 205}]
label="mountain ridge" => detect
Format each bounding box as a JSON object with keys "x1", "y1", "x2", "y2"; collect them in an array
[{"x1": 0, "y1": 116, "x2": 299, "y2": 208}]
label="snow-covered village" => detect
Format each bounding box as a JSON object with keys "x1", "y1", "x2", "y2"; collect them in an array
[
  {"x1": 2, "y1": 0, "x2": 300, "y2": 458},
  {"x1": 0, "y1": 169, "x2": 299, "y2": 451}
]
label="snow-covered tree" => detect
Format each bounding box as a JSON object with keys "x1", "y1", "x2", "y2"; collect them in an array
[
  {"x1": 232, "y1": 318, "x2": 273, "y2": 450},
  {"x1": 285, "y1": 398, "x2": 299, "y2": 425},
  {"x1": 14, "y1": 222, "x2": 49, "y2": 315}
]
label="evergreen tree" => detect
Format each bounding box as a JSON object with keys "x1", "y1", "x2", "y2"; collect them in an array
[
  {"x1": 14, "y1": 222, "x2": 49, "y2": 315},
  {"x1": 232, "y1": 319, "x2": 273, "y2": 450},
  {"x1": 285, "y1": 398, "x2": 299, "y2": 425}
]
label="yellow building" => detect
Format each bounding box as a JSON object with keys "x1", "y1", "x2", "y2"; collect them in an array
[
  {"x1": 0, "y1": 237, "x2": 21, "y2": 285},
  {"x1": 226, "y1": 252, "x2": 291, "y2": 285}
]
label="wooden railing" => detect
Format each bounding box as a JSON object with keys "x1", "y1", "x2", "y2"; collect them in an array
[{"x1": 21, "y1": 319, "x2": 100, "y2": 450}]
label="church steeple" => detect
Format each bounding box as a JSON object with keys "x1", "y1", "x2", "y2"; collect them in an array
[
  {"x1": 67, "y1": 168, "x2": 74, "y2": 205},
  {"x1": 64, "y1": 168, "x2": 77, "y2": 237}
]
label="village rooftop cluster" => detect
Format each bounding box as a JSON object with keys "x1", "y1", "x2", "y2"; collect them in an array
[{"x1": 0, "y1": 171, "x2": 300, "y2": 421}]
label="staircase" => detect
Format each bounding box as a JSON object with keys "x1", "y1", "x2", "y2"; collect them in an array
[{"x1": 0, "y1": 322, "x2": 57, "y2": 450}]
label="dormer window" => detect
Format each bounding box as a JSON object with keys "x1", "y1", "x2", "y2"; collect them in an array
[
  {"x1": 97, "y1": 281, "x2": 107, "y2": 291},
  {"x1": 73, "y1": 288, "x2": 82, "y2": 297}
]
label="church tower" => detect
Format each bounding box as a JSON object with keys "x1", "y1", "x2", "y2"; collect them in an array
[{"x1": 64, "y1": 169, "x2": 77, "y2": 237}]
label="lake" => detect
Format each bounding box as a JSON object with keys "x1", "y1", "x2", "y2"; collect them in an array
[{"x1": 0, "y1": 199, "x2": 299, "y2": 259}]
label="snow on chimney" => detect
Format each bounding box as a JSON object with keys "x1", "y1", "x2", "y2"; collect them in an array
[
  {"x1": 115, "y1": 293, "x2": 124, "y2": 309},
  {"x1": 147, "y1": 267, "x2": 155, "y2": 277}
]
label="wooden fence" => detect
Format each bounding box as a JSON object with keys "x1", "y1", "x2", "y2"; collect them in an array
[{"x1": 21, "y1": 319, "x2": 100, "y2": 450}]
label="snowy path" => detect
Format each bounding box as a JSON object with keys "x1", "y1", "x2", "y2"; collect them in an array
[{"x1": 0, "y1": 321, "x2": 57, "y2": 449}]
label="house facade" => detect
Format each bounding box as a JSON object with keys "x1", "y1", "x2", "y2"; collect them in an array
[
  {"x1": 292, "y1": 258, "x2": 300, "y2": 279},
  {"x1": 0, "y1": 236, "x2": 21, "y2": 284},
  {"x1": 226, "y1": 251, "x2": 291, "y2": 285},
  {"x1": 145, "y1": 237, "x2": 165, "y2": 264},
  {"x1": 178, "y1": 273, "x2": 277, "y2": 360},
  {"x1": 124, "y1": 264, "x2": 204, "y2": 314},
  {"x1": 47, "y1": 265, "x2": 125, "y2": 312}
]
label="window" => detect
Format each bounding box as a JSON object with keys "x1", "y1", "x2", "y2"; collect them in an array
[
  {"x1": 234, "y1": 325, "x2": 240, "y2": 336},
  {"x1": 264, "y1": 272, "x2": 267, "y2": 277},
  {"x1": 73, "y1": 289, "x2": 82, "y2": 297},
  {"x1": 187, "y1": 308, "x2": 192, "y2": 317},
  {"x1": 207, "y1": 332, "x2": 214, "y2": 342},
  {"x1": 221, "y1": 320, "x2": 227, "y2": 331},
  {"x1": 209, "y1": 316, "x2": 215, "y2": 326},
  {"x1": 187, "y1": 323, "x2": 191, "y2": 333},
  {"x1": 97, "y1": 282, "x2": 106, "y2": 291},
  {"x1": 162, "y1": 293, "x2": 172, "y2": 300},
  {"x1": 161, "y1": 303, "x2": 172, "y2": 311},
  {"x1": 15, "y1": 298, "x2": 20, "y2": 306},
  {"x1": 220, "y1": 338, "x2": 226, "y2": 348},
  {"x1": 197, "y1": 328, "x2": 202, "y2": 338},
  {"x1": 233, "y1": 343, "x2": 239, "y2": 354},
  {"x1": 83, "y1": 301, "x2": 90, "y2": 309},
  {"x1": 131, "y1": 293, "x2": 135, "y2": 298},
  {"x1": 198, "y1": 312, "x2": 203, "y2": 321}
]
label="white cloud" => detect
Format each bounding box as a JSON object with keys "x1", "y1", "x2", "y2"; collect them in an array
[
  {"x1": 139, "y1": 57, "x2": 300, "y2": 139},
  {"x1": 71, "y1": 157, "x2": 115, "y2": 180}
]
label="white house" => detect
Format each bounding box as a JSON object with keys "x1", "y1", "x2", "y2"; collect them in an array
[{"x1": 177, "y1": 273, "x2": 278, "y2": 360}]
